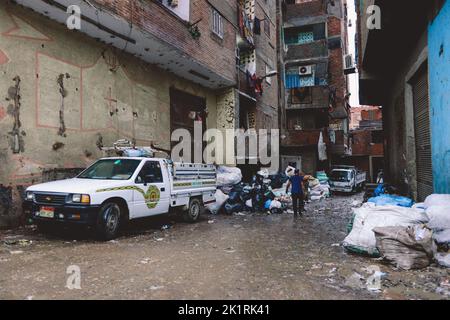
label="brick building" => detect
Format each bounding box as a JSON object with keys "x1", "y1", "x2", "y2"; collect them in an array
[
  {"x1": 278, "y1": 0, "x2": 353, "y2": 175},
  {"x1": 0, "y1": 0, "x2": 279, "y2": 225},
  {"x1": 344, "y1": 106, "x2": 384, "y2": 182}
]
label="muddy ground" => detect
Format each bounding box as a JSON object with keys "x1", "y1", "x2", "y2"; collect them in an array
[{"x1": 0, "y1": 193, "x2": 449, "y2": 300}]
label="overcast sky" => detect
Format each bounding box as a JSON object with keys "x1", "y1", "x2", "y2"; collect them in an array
[{"x1": 347, "y1": 0, "x2": 360, "y2": 107}]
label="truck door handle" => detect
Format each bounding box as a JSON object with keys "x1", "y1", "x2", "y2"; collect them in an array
[{"x1": 160, "y1": 187, "x2": 165, "y2": 192}]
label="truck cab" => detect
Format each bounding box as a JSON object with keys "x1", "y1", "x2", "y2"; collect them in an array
[
  {"x1": 24, "y1": 157, "x2": 216, "y2": 240},
  {"x1": 329, "y1": 166, "x2": 366, "y2": 193}
]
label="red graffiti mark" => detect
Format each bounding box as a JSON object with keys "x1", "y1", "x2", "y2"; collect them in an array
[
  {"x1": 2, "y1": 12, "x2": 53, "y2": 42},
  {"x1": 0, "y1": 105, "x2": 6, "y2": 120},
  {"x1": 0, "y1": 49, "x2": 9, "y2": 65}
]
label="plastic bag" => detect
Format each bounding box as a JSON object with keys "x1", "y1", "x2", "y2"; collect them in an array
[
  {"x1": 433, "y1": 229, "x2": 450, "y2": 244},
  {"x1": 269, "y1": 200, "x2": 282, "y2": 209},
  {"x1": 206, "y1": 190, "x2": 228, "y2": 215},
  {"x1": 374, "y1": 225, "x2": 436, "y2": 270},
  {"x1": 216, "y1": 166, "x2": 242, "y2": 187},
  {"x1": 368, "y1": 194, "x2": 414, "y2": 208},
  {"x1": 264, "y1": 199, "x2": 272, "y2": 210},
  {"x1": 424, "y1": 194, "x2": 450, "y2": 208},
  {"x1": 224, "y1": 202, "x2": 244, "y2": 215},
  {"x1": 425, "y1": 206, "x2": 450, "y2": 230},
  {"x1": 343, "y1": 205, "x2": 429, "y2": 257},
  {"x1": 285, "y1": 166, "x2": 295, "y2": 177}
]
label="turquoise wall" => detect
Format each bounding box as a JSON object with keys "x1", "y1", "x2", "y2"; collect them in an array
[{"x1": 428, "y1": 0, "x2": 450, "y2": 193}]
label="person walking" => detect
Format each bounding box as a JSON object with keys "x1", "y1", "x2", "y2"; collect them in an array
[{"x1": 286, "y1": 169, "x2": 310, "y2": 218}]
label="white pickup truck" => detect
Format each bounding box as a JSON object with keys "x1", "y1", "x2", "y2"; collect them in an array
[
  {"x1": 329, "y1": 166, "x2": 366, "y2": 193},
  {"x1": 24, "y1": 157, "x2": 216, "y2": 240}
]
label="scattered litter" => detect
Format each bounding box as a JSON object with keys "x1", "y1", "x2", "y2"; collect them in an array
[
  {"x1": 344, "y1": 272, "x2": 366, "y2": 290},
  {"x1": 161, "y1": 224, "x2": 171, "y2": 231},
  {"x1": 154, "y1": 238, "x2": 164, "y2": 242},
  {"x1": 140, "y1": 258, "x2": 151, "y2": 264},
  {"x1": 25, "y1": 296, "x2": 33, "y2": 300},
  {"x1": 224, "y1": 247, "x2": 236, "y2": 253},
  {"x1": 149, "y1": 285, "x2": 164, "y2": 291},
  {"x1": 331, "y1": 243, "x2": 341, "y2": 247},
  {"x1": 233, "y1": 212, "x2": 246, "y2": 216},
  {"x1": 208, "y1": 220, "x2": 215, "y2": 224},
  {"x1": 10, "y1": 250, "x2": 23, "y2": 255}
]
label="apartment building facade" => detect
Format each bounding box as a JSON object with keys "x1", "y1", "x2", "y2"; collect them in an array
[
  {"x1": 278, "y1": 0, "x2": 352, "y2": 175},
  {"x1": 0, "y1": 0, "x2": 279, "y2": 224}
]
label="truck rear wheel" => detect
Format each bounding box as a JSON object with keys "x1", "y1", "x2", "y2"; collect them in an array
[
  {"x1": 96, "y1": 202, "x2": 121, "y2": 240},
  {"x1": 183, "y1": 198, "x2": 202, "y2": 223}
]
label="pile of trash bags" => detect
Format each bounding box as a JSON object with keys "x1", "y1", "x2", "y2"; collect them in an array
[
  {"x1": 309, "y1": 171, "x2": 330, "y2": 201},
  {"x1": 344, "y1": 193, "x2": 450, "y2": 270},
  {"x1": 208, "y1": 166, "x2": 291, "y2": 215}
]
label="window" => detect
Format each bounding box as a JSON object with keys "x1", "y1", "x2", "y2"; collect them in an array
[
  {"x1": 135, "y1": 161, "x2": 163, "y2": 184},
  {"x1": 78, "y1": 159, "x2": 141, "y2": 180},
  {"x1": 212, "y1": 9, "x2": 224, "y2": 38},
  {"x1": 264, "y1": 15, "x2": 270, "y2": 36}
]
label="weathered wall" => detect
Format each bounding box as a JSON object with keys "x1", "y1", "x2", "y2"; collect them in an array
[
  {"x1": 0, "y1": 2, "x2": 221, "y2": 223},
  {"x1": 383, "y1": 29, "x2": 428, "y2": 199},
  {"x1": 254, "y1": 0, "x2": 279, "y2": 131},
  {"x1": 428, "y1": 0, "x2": 450, "y2": 194}
]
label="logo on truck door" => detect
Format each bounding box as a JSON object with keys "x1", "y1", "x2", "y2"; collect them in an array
[{"x1": 96, "y1": 186, "x2": 160, "y2": 209}]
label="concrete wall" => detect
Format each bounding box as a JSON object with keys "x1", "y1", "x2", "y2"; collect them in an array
[
  {"x1": 428, "y1": 0, "x2": 450, "y2": 194},
  {"x1": 254, "y1": 0, "x2": 279, "y2": 130},
  {"x1": 383, "y1": 29, "x2": 428, "y2": 199},
  {"x1": 0, "y1": 2, "x2": 224, "y2": 223}
]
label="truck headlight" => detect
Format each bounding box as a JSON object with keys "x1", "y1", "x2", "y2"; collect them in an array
[
  {"x1": 72, "y1": 194, "x2": 90, "y2": 204},
  {"x1": 26, "y1": 191, "x2": 34, "y2": 201}
]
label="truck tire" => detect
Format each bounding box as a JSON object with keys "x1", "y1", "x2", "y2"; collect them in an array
[
  {"x1": 96, "y1": 202, "x2": 121, "y2": 240},
  {"x1": 183, "y1": 198, "x2": 202, "y2": 223}
]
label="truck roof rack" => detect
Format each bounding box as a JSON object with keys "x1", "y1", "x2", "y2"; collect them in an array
[{"x1": 101, "y1": 139, "x2": 157, "y2": 158}]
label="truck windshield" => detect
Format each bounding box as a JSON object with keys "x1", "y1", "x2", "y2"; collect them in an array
[
  {"x1": 78, "y1": 159, "x2": 141, "y2": 180},
  {"x1": 330, "y1": 170, "x2": 351, "y2": 182}
]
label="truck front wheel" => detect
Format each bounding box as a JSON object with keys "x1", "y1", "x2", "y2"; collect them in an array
[
  {"x1": 183, "y1": 198, "x2": 202, "y2": 223},
  {"x1": 96, "y1": 202, "x2": 121, "y2": 240}
]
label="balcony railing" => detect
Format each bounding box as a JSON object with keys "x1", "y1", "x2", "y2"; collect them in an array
[
  {"x1": 285, "y1": 40, "x2": 328, "y2": 61},
  {"x1": 281, "y1": 128, "x2": 329, "y2": 147}
]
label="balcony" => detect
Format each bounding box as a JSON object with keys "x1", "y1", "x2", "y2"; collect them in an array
[
  {"x1": 16, "y1": 0, "x2": 236, "y2": 89},
  {"x1": 285, "y1": 40, "x2": 328, "y2": 61},
  {"x1": 329, "y1": 130, "x2": 349, "y2": 155},
  {"x1": 281, "y1": 129, "x2": 329, "y2": 148},
  {"x1": 286, "y1": 86, "x2": 329, "y2": 110},
  {"x1": 238, "y1": 68, "x2": 256, "y2": 99}
]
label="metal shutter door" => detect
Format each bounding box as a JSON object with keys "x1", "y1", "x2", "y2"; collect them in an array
[{"x1": 412, "y1": 65, "x2": 433, "y2": 201}]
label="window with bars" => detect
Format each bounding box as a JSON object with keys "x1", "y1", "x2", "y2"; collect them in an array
[{"x1": 212, "y1": 9, "x2": 224, "y2": 39}]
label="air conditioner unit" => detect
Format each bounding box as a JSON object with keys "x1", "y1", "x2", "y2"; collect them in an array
[
  {"x1": 298, "y1": 65, "x2": 313, "y2": 76},
  {"x1": 345, "y1": 54, "x2": 354, "y2": 69}
]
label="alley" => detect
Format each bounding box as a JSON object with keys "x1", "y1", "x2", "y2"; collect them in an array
[{"x1": 1, "y1": 193, "x2": 448, "y2": 300}]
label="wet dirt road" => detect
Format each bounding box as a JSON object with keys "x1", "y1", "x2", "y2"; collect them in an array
[{"x1": 0, "y1": 193, "x2": 449, "y2": 300}]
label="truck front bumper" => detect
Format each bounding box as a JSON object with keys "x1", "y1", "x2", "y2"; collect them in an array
[
  {"x1": 330, "y1": 186, "x2": 353, "y2": 193},
  {"x1": 24, "y1": 201, "x2": 101, "y2": 226}
]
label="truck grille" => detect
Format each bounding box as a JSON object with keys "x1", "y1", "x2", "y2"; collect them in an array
[{"x1": 34, "y1": 193, "x2": 67, "y2": 205}]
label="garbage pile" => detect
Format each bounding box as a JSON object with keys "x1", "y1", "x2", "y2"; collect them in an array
[
  {"x1": 309, "y1": 171, "x2": 330, "y2": 201},
  {"x1": 344, "y1": 192, "x2": 450, "y2": 270},
  {"x1": 208, "y1": 166, "x2": 291, "y2": 215}
]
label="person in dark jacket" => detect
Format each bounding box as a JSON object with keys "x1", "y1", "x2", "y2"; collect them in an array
[{"x1": 285, "y1": 169, "x2": 311, "y2": 217}]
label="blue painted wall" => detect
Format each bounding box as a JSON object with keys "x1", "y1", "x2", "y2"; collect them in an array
[{"x1": 428, "y1": 0, "x2": 450, "y2": 194}]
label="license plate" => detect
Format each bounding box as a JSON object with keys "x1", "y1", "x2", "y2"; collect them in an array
[{"x1": 38, "y1": 206, "x2": 55, "y2": 218}]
